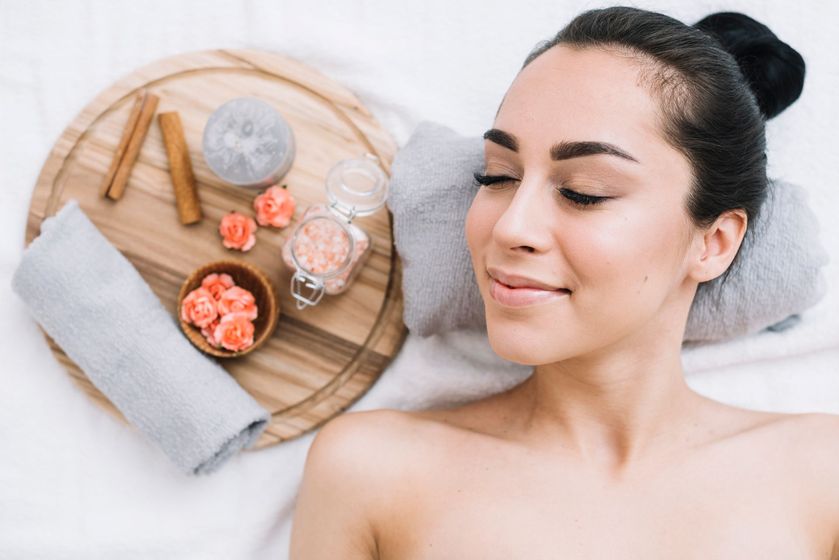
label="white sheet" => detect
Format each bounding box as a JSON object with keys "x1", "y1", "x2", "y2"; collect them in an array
[{"x1": 1, "y1": 0, "x2": 836, "y2": 558}]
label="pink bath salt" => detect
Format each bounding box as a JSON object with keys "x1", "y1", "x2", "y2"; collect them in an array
[
  {"x1": 280, "y1": 204, "x2": 374, "y2": 298},
  {"x1": 324, "y1": 235, "x2": 371, "y2": 294},
  {"x1": 291, "y1": 217, "x2": 351, "y2": 275}
]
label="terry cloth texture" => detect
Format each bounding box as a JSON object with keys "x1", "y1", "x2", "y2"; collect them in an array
[{"x1": 11, "y1": 198, "x2": 270, "y2": 476}]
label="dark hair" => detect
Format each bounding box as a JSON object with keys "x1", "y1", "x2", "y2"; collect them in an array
[{"x1": 519, "y1": 7, "x2": 805, "y2": 279}]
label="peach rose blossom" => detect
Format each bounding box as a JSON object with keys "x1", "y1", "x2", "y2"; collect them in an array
[
  {"x1": 180, "y1": 287, "x2": 218, "y2": 328},
  {"x1": 200, "y1": 318, "x2": 221, "y2": 348},
  {"x1": 213, "y1": 311, "x2": 255, "y2": 352},
  {"x1": 201, "y1": 272, "x2": 235, "y2": 301},
  {"x1": 253, "y1": 184, "x2": 296, "y2": 228},
  {"x1": 217, "y1": 285, "x2": 258, "y2": 320},
  {"x1": 219, "y1": 211, "x2": 257, "y2": 252}
]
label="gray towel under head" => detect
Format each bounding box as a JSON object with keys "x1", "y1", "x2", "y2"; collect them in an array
[
  {"x1": 387, "y1": 120, "x2": 830, "y2": 342},
  {"x1": 11, "y1": 198, "x2": 270, "y2": 476}
]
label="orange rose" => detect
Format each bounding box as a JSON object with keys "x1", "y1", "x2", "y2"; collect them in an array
[
  {"x1": 180, "y1": 287, "x2": 218, "y2": 328},
  {"x1": 213, "y1": 311, "x2": 255, "y2": 352},
  {"x1": 217, "y1": 285, "x2": 258, "y2": 320},
  {"x1": 201, "y1": 272, "x2": 235, "y2": 300},
  {"x1": 201, "y1": 318, "x2": 221, "y2": 347},
  {"x1": 253, "y1": 184, "x2": 296, "y2": 228},
  {"x1": 219, "y1": 211, "x2": 257, "y2": 252}
]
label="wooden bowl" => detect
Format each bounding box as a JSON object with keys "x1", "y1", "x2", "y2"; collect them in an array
[{"x1": 177, "y1": 259, "x2": 279, "y2": 358}]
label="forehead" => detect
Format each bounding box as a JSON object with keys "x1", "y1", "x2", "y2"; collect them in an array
[{"x1": 496, "y1": 45, "x2": 665, "y2": 155}]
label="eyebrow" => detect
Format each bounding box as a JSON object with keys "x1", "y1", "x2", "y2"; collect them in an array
[{"x1": 482, "y1": 128, "x2": 640, "y2": 164}]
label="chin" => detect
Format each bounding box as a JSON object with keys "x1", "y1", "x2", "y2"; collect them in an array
[
  {"x1": 484, "y1": 300, "x2": 607, "y2": 365},
  {"x1": 484, "y1": 312, "x2": 559, "y2": 366}
]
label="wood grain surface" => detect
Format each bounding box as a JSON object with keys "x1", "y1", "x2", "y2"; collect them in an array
[{"x1": 23, "y1": 49, "x2": 407, "y2": 449}]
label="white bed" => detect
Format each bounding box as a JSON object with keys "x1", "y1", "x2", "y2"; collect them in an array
[{"x1": 1, "y1": 0, "x2": 836, "y2": 557}]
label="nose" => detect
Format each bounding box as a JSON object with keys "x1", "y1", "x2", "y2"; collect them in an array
[{"x1": 491, "y1": 175, "x2": 554, "y2": 254}]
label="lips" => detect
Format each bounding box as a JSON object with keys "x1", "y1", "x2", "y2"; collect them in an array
[
  {"x1": 489, "y1": 277, "x2": 570, "y2": 307},
  {"x1": 486, "y1": 266, "x2": 568, "y2": 292},
  {"x1": 485, "y1": 266, "x2": 571, "y2": 307}
]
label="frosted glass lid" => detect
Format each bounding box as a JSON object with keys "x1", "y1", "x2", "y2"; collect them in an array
[
  {"x1": 324, "y1": 153, "x2": 388, "y2": 220},
  {"x1": 202, "y1": 97, "x2": 293, "y2": 186}
]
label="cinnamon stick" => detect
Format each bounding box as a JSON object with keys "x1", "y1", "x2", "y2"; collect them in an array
[
  {"x1": 106, "y1": 91, "x2": 160, "y2": 200},
  {"x1": 158, "y1": 111, "x2": 202, "y2": 225},
  {"x1": 100, "y1": 89, "x2": 147, "y2": 198}
]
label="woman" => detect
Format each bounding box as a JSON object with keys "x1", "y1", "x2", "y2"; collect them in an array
[{"x1": 291, "y1": 7, "x2": 838, "y2": 558}]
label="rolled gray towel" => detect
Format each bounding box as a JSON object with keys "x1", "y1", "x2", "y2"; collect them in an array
[{"x1": 10, "y1": 198, "x2": 270, "y2": 476}]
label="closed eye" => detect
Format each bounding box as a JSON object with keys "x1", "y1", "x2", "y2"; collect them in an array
[
  {"x1": 557, "y1": 187, "x2": 609, "y2": 207},
  {"x1": 472, "y1": 172, "x2": 515, "y2": 187},
  {"x1": 472, "y1": 172, "x2": 610, "y2": 207}
]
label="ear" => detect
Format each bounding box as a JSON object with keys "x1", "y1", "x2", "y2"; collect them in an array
[{"x1": 688, "y1": 209, "x2": 748, "y2": 283}]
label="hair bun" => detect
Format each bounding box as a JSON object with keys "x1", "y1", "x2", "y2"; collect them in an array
[{"x1": 694, "y1": 12, "x2": 805, "y2": 119}]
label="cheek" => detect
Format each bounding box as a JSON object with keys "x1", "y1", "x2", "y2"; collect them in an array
[
  {"x1": 465, "y1": 193, "x2": 496, "y2": 261},
  {"x1": 565, "y1": 207, "x2": 686, "y2": 306}
]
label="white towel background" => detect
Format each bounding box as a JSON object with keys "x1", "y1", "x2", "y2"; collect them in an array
[{"x1": 1, "y1": 1, "x2": 836, "y2": 558}]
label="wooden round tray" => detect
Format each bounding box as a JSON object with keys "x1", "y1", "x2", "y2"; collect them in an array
[{"x1": 23, "y1": 49, "x2": 407, "y2": 449}]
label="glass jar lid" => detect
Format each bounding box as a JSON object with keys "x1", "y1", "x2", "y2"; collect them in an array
[
  {"x1": 289, "y1": 214, "x2": 355, "y2": 278},
  {"x1": 202, "y1": 96, "x2": 295, "y2": 188},
  {"x1": 324, "y1": 153, "x2": 388, "y2": 221}
]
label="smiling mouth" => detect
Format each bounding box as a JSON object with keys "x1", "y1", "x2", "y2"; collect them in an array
[
  {"x1": 494, "y1": 278, "x2": 571, "y2": 293},
  {"x1": 489, "y1": 277, "x2": 571, "y2": 307},
  {"x1": 485, "y1": 268, "x2": 571, "y2": 293}
]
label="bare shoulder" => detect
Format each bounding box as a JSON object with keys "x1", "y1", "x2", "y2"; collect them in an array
[
  {"x1": 773, "y1": 410, "x2": 839, "y2": 459},
  {"x1": 720, "y1": 407, "x2": 839, "y2": 465},
  {"x1": 308, "y1": 408, "x2": 414, "y2": 459},
  {"x1": 314, "y1": 407, "x2": 434, "y2": 454},
  {"x1": 290, "y1": 409, "x2": 419, "y2": 560},
  {"x1": 303, "y1": 407, "x2": 428, "y2": 497},
  {"x1": 786, "y1": 412, "x2": 839, "y2": 559},
  {"x1": 786, "y1": 411, "x2": 839, "y2": 475},
  {"x1": 785, "y1": 410, "x2": 839, "y2": 435}
]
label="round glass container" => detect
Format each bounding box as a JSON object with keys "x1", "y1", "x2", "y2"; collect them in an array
[
  {"x1": 281, "y1": 153, "x2": 386, "y2": 309},
  {"x1": 281, "y1": 205, "x2": 372, "y2": 309},
  {"x1": 202, "y1": 97, "x2": 295, "y2": 189},
  {"x1": 324, "y1": 152, "x2": 388, "y2": 221}
]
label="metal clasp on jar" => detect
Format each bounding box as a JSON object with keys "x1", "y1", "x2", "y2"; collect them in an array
[
  {"x1": 327, "y1": 200, "x2": 357, "y2": 223},
  {"x1": 290, "y1": 271, "x2": 325, "y2": 310}
]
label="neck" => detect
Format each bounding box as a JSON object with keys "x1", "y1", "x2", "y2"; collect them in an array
[{"x1": 513, "y1": 312, "x2": 705, "y2": 480}]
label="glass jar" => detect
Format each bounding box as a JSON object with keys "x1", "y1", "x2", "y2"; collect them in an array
[
  {"x1": 282, "y1": 153, "x2": 388, "y2": 310},
  {"x1": 202, "y1": 97, "x2": 296, "y2": 190}
]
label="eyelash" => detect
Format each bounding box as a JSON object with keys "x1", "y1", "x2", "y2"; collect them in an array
[{"x1": 472, "y1": 172, "x2": 609, "y2": 207}]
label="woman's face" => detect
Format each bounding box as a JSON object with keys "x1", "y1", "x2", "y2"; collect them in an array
[{"x1": 465, "y1": 45, "x2": 700, "y2": 365}]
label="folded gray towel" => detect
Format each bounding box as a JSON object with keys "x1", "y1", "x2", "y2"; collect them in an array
[
  {"x1": 11, "y1": 198, "x2": 270, "y2": 476},
  {"x1": 387, "y1": 120, "x2": 830, "y2": 342}
]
